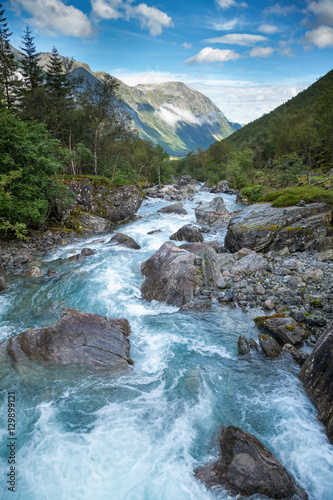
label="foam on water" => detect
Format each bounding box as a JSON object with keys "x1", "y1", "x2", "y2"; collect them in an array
[{"x1": 0, "y1": 189, "x2": 332, "y2": 499}]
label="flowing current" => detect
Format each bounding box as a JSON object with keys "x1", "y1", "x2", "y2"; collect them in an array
[{"x1": 0, "y1": 189, "x2": 332, "y2": 500}]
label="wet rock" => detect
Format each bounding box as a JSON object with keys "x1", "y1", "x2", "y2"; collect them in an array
[
  {"x1": 141, "y1": 241, "x2": 202, "y2": 307},
  {"x1": 157, "y1": 202, "x2": 188, "y2": 215},
  {"x1": 0, "y1": 263, "x2": 7, "y2": 292},
  {"x1": 108, "y1": 233, "x2": 141, "y2": 250},
  {"x1": 180, "y1": 241, "x2": 220, "y2": 254},
  {"x1": 258, "y1": 334, "x2": 282, "y2": 358},
  {"x1": 147, "y1": 229, "x2": 162, "y2": 235},
  {"x1": 195, "y1": 197, "x2": 229, "y2": 226},
  {"x1": 26, "y1": 266, "x2": 43, "y2": 277},
  {"x1": 210, "y1": 180, "x2": 234, "y2": 194},
  {"x1": 170, "y1": 224, "x2": 203, "y2": 242},
  {"x1": 283, "y1": 344, "x2": 309, "y2": 366},
  {"x1": 254, "y1": 313, "x2": 308, "y2": 346},
  {"x1": 195, "y1": 426, "x2": 307, "y2": 499},
  {"x1": 0, "y1": 308, "x2": 133, "y2": 371},
  {"x1": 46, "y1": 268, "x2": 61, "y2": 278},
  {"x1": 67, "y1": 247, "x2": 96, "y2": 261},
  {"x1": 218, "y1": 290, "x2": 234, "y2": 302},
  {"x1": 225, "y1": 202, "x2": 332, "y2": 253},
  {"x1": 238, "y1": 335, "x2": 259, "y2": 355},
  {"x1": 299, "y1": 323, "x2": 333, "y2": 444},
  {"x1": 180, "y1": 299, "x2": 211, "y2": 311}
]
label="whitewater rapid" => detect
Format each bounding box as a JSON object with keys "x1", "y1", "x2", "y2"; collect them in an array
[{"x1": 0, "y1": 189, "x2": 332, "y2": 499}]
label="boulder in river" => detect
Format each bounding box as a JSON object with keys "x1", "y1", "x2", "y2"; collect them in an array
[
  {"x1": 157, "y1": 202, "x2": 188, "y2": 215},
  {"x1": 170, "y1": 224, "x2": 203, "y2": 242},
  {"x1": 108, "y1": 233, "x2": 141, "y2": 250},
  {"x1": 225, "y1": 202, "x2": 332, "y2": 253},
  {"x1": 0, "y1": 308, "x2": 133, "y2": 371},
  {"x1": 238, "y1": 335, "x2": 259, "y2": 355},
  {"x1": 195, "y1": 425, "x2": 307, "y2": 499},
  {"x1": 254, "y1": 313, "x2": 308, "y2": 346},
  {"x1": 195, "y1": 197, "x2": 229, "y2": 226},
  {"x1": 0, "y1": 263, "x2": 7, "y2": 292},
  {"x1": 299, "y1": 323, "x2": 333, "y2": 444},
  {"x1": 258, "y1": 333, "x2": 282, "y2": 358},
  {"x1": 141, "y1": 241, "x2": 202, "y2": 307}
]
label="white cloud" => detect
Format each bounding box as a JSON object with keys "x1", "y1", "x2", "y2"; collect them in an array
[
  {"x1": 264, "y1": 4, "x2": 297, "y2": 16},
  {"x1": 205, "y1": 33, "x2": 268, "y2": 45},
  {"x1": 306, "y1": 0, "x2": 333, "y2": 26},
  {"x1": 11, "y1": 0, "x2": 95, "y2": 37},
  {"x1": 249, "y1": 46, "x2": 275, "y2": 57},
  {"x1": 130, "y1": 3, "x2": 173, "y2": 36},
  {"x1": 208, "y1": 18, "x2": 240, "y2": 31},
  {"x1": 303, "y1": 25, "x2": 333, "y2": 47},
  {"x1": 186, "y1": 47, "x2": 242, "y2": 64},
  {"x1": 216, "y1": 0, "x2": 248, "y2": 9},
  {"x1": 182, "y1": 42, "x2": 193, "y2": 49},
  {"x1": 155, "y1": 103, "x2": 203, "y2": 128},
  {"x1": 258, "y1": 24, "x2": 279, "y2": 34},
  {"x1": 91, "y1": 0, "x2": 123, "y2": 20}
]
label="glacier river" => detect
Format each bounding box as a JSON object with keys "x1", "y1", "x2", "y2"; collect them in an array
[{"x1": 0, "y1": 188, "x2": 333, "y2": 500}]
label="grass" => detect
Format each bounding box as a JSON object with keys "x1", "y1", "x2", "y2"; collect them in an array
[{"x1": 259, "y1": 185, "x2": 333, "y2": 207}]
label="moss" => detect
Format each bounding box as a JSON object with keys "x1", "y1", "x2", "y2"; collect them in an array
[
  {"x1": 284, "y1": 325, "x2": 296, "y2": 332},
  {"x1": 311, "y1": 300, "x2": 323, "y2": 307},
  {"x1": 259, "y1": 185, "x2": 333, "y2": 207}
]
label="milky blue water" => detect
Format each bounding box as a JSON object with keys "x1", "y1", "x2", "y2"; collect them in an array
[{"x1": 0, "y1": 189, "x2": 332, "y2": 499}]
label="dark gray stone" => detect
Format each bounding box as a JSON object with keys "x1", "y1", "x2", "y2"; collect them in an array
[
  {"x1": 108, "y1": 233, "x2": 141, "y2": 250},
  {"x1": 170, "y1": 224, "x2": 203, "y2": 242}
]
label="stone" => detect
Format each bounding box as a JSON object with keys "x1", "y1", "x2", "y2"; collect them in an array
[
  {"x1": 264, "y1": 299, "x2": 275, "y2": 310},
  {"x1": 225, "y1": 202, "x2": 332, "y2": 253},
  {"x1": 67, "y1": 247, "x2": 96, "y2": 261},
  {"x1": 0, "y1": 263, "x2": 7, "y2": 292},
  {"x1": 254, "y1": 313, "x2": 308, "y2": 346},
  {"x1": 157, "y1": 202, "x2": 188, "y2": 215},
  {"x1": 209, "y1": 180, "x2": 232, "y2": 193},
  {"x1": 258, "y1": 334, "x2": 282, "y2": 358},
  {"x1": 232, "y1": 254, "x2": 268, "y2": 275},
  {"x1": 147, "y1": 229, "x2": 162, "y2": 235},
  {"x1": 299, "y1": 323, "x2": 333, "y2": 444},
  {"x1": 26, "y1": 266, "x2": 42, "y2": 277},
  {"x1": 108, "y1": 233, "x2": 141, "y2": 250},
  {"x1": 0, "y1": 308, "x2": 133, "y2": 371},
  {"x1": 170, "y1": 224, "x2": 203, "y2": 242},
  {"x1": 217, "y1": 253, "x2": 235, "y2": 272},
  {"x1": 141, "y1": 241, "x2": 202, "y2": 307},
  {"x1": 218, "y1": 290, "x2": 234, "y2": 302},
  {"x1": 180, "y1": 299, "x2": 211, "y2": 311},
  {"x1": 195, "y1": 426, "x2": 307, "y2": 499},
  {"x1": 283, "y1": 344, "x2": 309, "y2": 366},
  {"x1": 195, "y1": 197, "x2": 228, "y2": 226},
  {"x1": 238, "y1": 335, "x2": 259, "y2": 355},
  {"x1": 234, "y1": 248, "x2": 256, "y2": 261},
  {"x1": 180, "y1": 241, "x2": 220, "y2": 254},
  {"x1": 254, "y1": 284, "x2": 266, "y2": 295},
  {"x1": 66, "y1": 212, "x2": 111, "y2": 234}
]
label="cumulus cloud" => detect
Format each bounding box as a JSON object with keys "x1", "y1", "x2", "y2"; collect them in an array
[
  {"x1": 155, "y1": 103, "x2": 203, "y2": 128},
  {"x1": 205, "y1": 33, "x2": 268, "y2": 45},
  {"x1": 249, "y1": 46, "x2": 274, "y2": 57},
  {"x1": 128, "y1": 3, "x2": 173, "y2": 36},
  {"x1": 11, "y1": 0, "x2": 95, "y2": 37},
  {"x1": 182, "y1": 42, "x2": 193, "y2": 49},
  {"x1": 216, "y1": 0, "x2": 248, "y2": 9},
  {"x1": 306, "y1": 0, "x2": 333, "y2": 26},
  {"x1": 91, "y1": 0, "x2": 123, "y2": 20},
  {"x1": 263, "y1": 3, "x2": 297, "y2": 16},
  {"x1": 303, "y1": 25, "x2": 333, "y2": 47},
  {"x1": 258, "y1": 24, "x2": 279, "y2": 34},
  {"x1": 186, "y1": 47, "x2": 242, "y2": 64}
]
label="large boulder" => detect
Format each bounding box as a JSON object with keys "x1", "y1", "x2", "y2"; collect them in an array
[
  {"x1": 0, "y1": 263, "x2": 7, "y2": 292},
  {"x1": 108, "y1": 233, "x2": 141, "y2": 249},
  {"x1": 225, "y1": 202, "x2": 332, "y2": 253},
  {"x1": 65, "y1": 212, "x2": 112, "y2": 234},
  {"x1": 231, "y1": 254, "x2": 268, "y2": 275},
  {"x1": 141, "y1": 241, "x2": 202, "y2": 307},
  {"x1": 180, "y1": 242, "x2": 222, "y2": 287},
  {"x1": 195, "y1": 197, "x2": 229, "y2": 226},
  {"x1": 299, "y1": 323, "x2": 333, "y2": 444},
  {"x1": 170, "y1": 224, "x2": 203, "y2": 242},
  {"x1": 157, "y1": 202, "x2": 188, "y2": 215},
  {"x1": 0, "y1": 308, "x2": 133, "y2": 371},
  {"x1": 254, "y1": 313, "x2": 308, "y2": 346},
  {"x1": 58, "y1": 178, "x2": 143, "y2": 225},
  {"x1": 195, "y1": 426, "x2": 307, "y2": 499},
  {"x1": 210, "y1": 180, "x2": 234, "y2": 194}
]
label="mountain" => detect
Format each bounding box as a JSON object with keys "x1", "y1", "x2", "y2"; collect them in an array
[{"x1": 13, "y1": 47, "x2": 240, "y2": 157}]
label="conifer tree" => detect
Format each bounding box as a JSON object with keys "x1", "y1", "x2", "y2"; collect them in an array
[
  {"x1": 0, "y1": 4, "x2": 20, "y2": 109},
  {"x1": 20, "y1": 25, "x2": 43, "y2": 90}
]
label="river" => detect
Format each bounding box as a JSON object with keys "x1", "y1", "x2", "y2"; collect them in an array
[{"x1": 0, "y1": 188, "x2": 332, "y2": 499}]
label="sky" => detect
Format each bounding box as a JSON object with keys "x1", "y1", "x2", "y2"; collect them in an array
[{"x1": 4, "y1": 0, "x2": 333, "y2": 124}]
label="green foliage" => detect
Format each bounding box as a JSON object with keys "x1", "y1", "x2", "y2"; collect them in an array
[
  {"x1": 241, "y1": 185, "x2": 264, "y2": 202},
  {"x1": 259, "y1": 185, "x2": 333, "y2": 207},
  {"x1": 0, "y1": 4, "x2": 20, "y2": 109}
]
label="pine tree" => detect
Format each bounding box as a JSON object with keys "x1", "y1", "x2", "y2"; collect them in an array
[
  {"x1": 0, "y1": 4, "x2": 20, "y2": 109},
  {"x1": 20, "y1": 25, "x2": 44, "y2": 91}
]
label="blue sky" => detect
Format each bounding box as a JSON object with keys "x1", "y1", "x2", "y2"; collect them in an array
[{"x1": 4, "y1": 0, "x2": 333, "y2": 124}]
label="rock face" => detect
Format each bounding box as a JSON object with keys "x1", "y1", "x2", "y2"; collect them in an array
[
  {"x1": 170, "y1": 224, "x2": 203, "y2": 242},
  {"x1": 299, "y1": 323, "x2": 333, "y2": 444},
  {"x1": 108, "y1": 233, "x2": 141, "y2": 249},
  {"x1": 225, "y1": 202, "x2": 332, "y2": 253},
  {"x1": 0, "y1": 263, "x2": 7, "y2": 292},
  {"x1": 66, "y1": 213, "x2": 111, "y2": 234},
  {"x1": 195, "y1": 197, "x2": 229, "y2": 226},
  {"x1": 210, "y1": 180, "x2": 234, "y2": 194},
  {"x1": 258, "y1": 333, "x2": 282, "y2": 358},
  {"x1": 157, "y1": 202, "x2": 188, "y2": 215},
  {"x1": 231, "y1": 254, "x2": 268, "y2": 275},
  {"x1": 254, "y1": 313, "x2": 308, "y2": 346},
  {"x1": 59, "y1": 178, "x2": 143, "y2": 225},
  {"x1": 141, "y1": 241, "x2": 202, "y2": 307},
  {"x1": 0, "y1": 308, "x2": 133, "y2": 371},
  {"x1": 195, "y1": 426, "x2": 307, "y2": 499}
]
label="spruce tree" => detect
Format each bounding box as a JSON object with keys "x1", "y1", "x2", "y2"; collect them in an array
[
  {"x1": 0, "y1": 4, "x2": 20, "y2": 109},
  {"x1": 20, "y1": 25, "x2": 43, "y2": 90}
]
